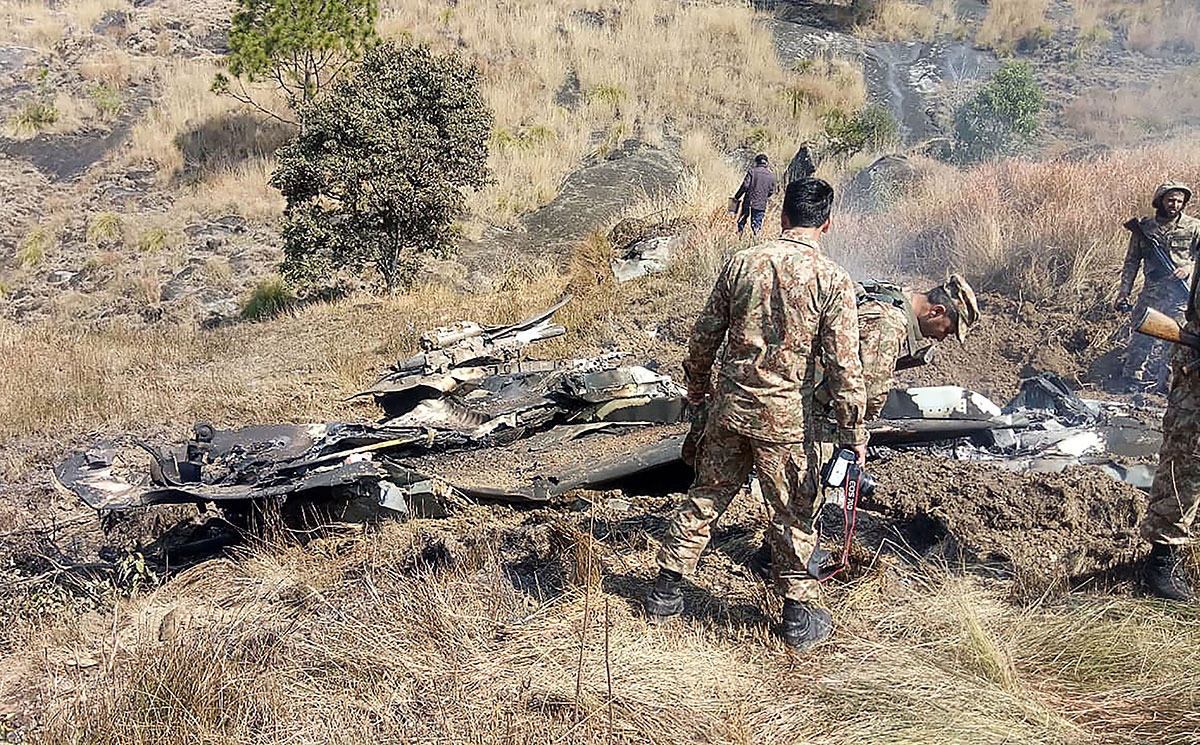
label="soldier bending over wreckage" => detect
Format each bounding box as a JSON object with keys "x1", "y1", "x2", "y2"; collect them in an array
[{"x1": 645, "y1": 177, "x2": 867, "y2": 651}]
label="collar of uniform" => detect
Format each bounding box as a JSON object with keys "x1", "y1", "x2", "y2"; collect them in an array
[
  {"x1": 778, "y1": 228, "x2": 821, "y2": 250},
  {"x1": 902, "y1": 292, "x2": 927, "y2": 355},
  {"x1": 1151, "y1": 214, "x2": 1181, "y2": 232}
]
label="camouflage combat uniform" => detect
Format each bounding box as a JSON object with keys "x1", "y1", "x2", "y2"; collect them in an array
[
  {"x1": 1143, "y1": 269, "x2": 1200, "y2": 546},
  {"x1": 1119, "y1": 214, "x2": 1200, "y2": 389},
  {"x1": 799, "y1": 284, "x2": 931, "y2": 498},
  {"x1": 657, "y1": 230, "x2": 866, "y2": 603}
]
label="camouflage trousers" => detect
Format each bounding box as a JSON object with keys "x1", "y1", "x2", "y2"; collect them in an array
[
  {"x1": 1143, "y1": 356, "x2": 1200, "y2": 545},
  {"x1": 1123, "y1": 280, "x2": 1189, "y2": 390},
  {"x1": 658, "y1": 417, "x2": 824, "y2": 602}
]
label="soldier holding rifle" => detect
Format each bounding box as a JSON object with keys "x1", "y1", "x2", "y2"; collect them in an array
[
  {"x1": 1115, "y1": 183, "x2": 1200, "y2": 393},
  {"x1": 1124, "y1": 182, "x2": 1200, "y2": 601}
]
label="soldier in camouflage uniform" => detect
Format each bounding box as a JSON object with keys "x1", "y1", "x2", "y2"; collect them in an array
[
  {"x1": 1116, "y1": 183, "x2": 1200, "y2": 393},
  {"x1": 820, "y1": 275, "x2": 981, "y2": 423},
  {"x1": 677, "y1": 275, "x2": 981, "y2": 590},
  {"x1": 646, "y1": 178, "x2": 867, "y2": 651},
  {"x1": 1141, "y1": 184, "x2": 1200, "y2": 601}
]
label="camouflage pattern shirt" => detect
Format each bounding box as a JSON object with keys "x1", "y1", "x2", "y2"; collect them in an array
[
  {"x1": 1119, "y1": 214, "x2": 1200, "y2": 298},
  {"x1": 683, "y1": 230, "x2": 867, "y2": 445},
  {"x1": 812, "y1": 290, "x2": 920, "y2": 423},
  {"x1": 857, "y1": 296, "x2": 916, "y2": 420}
]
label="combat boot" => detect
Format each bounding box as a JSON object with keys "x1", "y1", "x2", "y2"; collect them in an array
[
  {"x1": 780, "y1": 599, "x2": 832, "y2": 652},
  {"x1": 645, "y1": 569, "x2": 684, "y2": 618},
  {"x1": 1144, "y1": 543, "x2": 1195, "y2": 602}
]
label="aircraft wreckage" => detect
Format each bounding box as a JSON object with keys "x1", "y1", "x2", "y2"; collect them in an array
[{"x1": 54, "y1": 298, "x2": 1162, "y2": 521}]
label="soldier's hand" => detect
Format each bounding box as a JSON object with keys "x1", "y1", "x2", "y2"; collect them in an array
[
  {"x1": 840, "y1": 443, "x2": 867, "y2": 467},
  {"x1": 1175, "y1": 267, "x2": 1189, "y2": 279}
]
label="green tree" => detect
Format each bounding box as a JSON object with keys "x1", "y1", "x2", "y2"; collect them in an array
[
  {"x1": 822, "y1": 104, "x2": 898, "y2": 156},
  {"x1": 953, "y1": 62, "x2": 1044, "y2": 163},
  {"x1": 213, "y1": 0, "x2": 378, "y2": 122},
  {"x1": 271, "y1": 41, "x2": 492, "y2": 292}
]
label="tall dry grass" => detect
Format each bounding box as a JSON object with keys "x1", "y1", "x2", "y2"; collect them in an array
[
  {"x1": 1064, "y1": 70, "x2": 1200, "y2": 147},
  {"x1": 14, "y1": 511, "x2": 1200, "y2": 744},
  {"x1": 835, "y1": 143, "x2": 1200, "y2": 310},
  {"x1": 855, "y1": 0, "x2": 963, "y2": 42},
  {"x1": 976, "y1": 0, "x2": 1052, "y2": 52},
  {"x1": 382, "y1": 0, "x2": 860, "y2": 225}
]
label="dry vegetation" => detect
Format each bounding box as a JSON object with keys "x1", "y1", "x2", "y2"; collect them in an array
[
  {"x1": 855, "y1": 0, "x2": 963, "y2": 42},
  {"x1": 837, "y1": 142, "x2": 1200, "y2": 310},
  {"x1": 381, "y1": 0, "x2": 863, "y2": 225},
  {"x1": 976, "y1": 0, "x2": 1053, "y2": 53},
  {"x1": 9, "y1": 508, "x2": 1200, "y2": 744},
  {"x1": 1064, "y1": 70, "x2": 1200, "y2": 147}
]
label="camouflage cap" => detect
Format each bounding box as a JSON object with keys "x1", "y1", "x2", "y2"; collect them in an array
[
  {"x1": 1153, "y1": 182, "x2": 1192, "y2": 208},
  {"x1": 943, "y1": 273, "x2": 980, "y2": 342}
]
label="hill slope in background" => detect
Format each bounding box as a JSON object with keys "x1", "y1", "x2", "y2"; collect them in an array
[{"x1": 3, "y1": 0, "x2": 1200, "y2": 742}]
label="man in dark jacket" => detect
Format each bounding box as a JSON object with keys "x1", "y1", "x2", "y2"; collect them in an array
[{"x1": 734, "y1": 154, "x2": 776, "y2": 237}]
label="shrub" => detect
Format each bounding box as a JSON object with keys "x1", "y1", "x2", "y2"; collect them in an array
[
  {"x1": 240, "y1": 276, "x2": 295, "y2": 320},
  {"x1": 137, "y1": 227, "x2": 170, "y2": 253},
  {"x1": 953, "y1": 62, "x2": 1044, "y2": 163},
  {"x1": 86, "y1": 212, "x2": 124, "y2": 246},
  {"x1": 822, "y1": 104, "x2": 899, "y2": 156},
  {"x1": 272, "y1": 41, "x2": 492, "y2": 292},
  {"x1": 17, "y1": 228, "x2": 53, "y2": 268},
  {"x1": 9, "y1": 67, "x2": 58, "y2": 134},
  {"x1": 88, "y1": 82, "x2": 125, "y2": 120}
]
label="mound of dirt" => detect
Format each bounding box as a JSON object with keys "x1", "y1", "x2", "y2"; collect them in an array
[
  {"x1": 897, "y1": 293, "x2": 1128, "y2": 403},
  {"x1": 867, "y1": 452, "x2": 1147, "y2": 589}
]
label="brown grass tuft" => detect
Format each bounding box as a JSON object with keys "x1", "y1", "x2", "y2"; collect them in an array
[{"x1": 977, "y1": 0, "x2": 1053, "y2": 52}]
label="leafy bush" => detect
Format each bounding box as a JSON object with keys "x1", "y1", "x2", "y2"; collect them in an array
[
  {"x1": 272, "y1": 41, "x2": 492, "y2": 292},
  {"x1": 953, "y1": 62, "x2": 1044, "y2": 163},
  {"x1": 822, "y1": 104, "x2": 898, "y2": 156},
  {"x1": 241, "y1": 276, "x2": 295, "y2": 320},
  {"x1": 88, "y1": 83, "x2": 125, "y2": 120}
]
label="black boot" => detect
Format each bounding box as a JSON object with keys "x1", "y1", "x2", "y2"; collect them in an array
[
  {"x1": 1144, "y1": 543, "x2": 1195, "y2": 602},
  {"x1": 645, "y1": 569, "x2": 684, "y2": 618},
  {"x1": 780, "y1": 599, "x2": 832, "y2": 652}
]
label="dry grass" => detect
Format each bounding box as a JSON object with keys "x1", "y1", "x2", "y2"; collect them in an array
[
  {"x1": 11, "y1": 508, "x2": 1200, "y2": 744},
  {"x1": 976, "y1": 0, "x2": 1053, "y2": 53},
  {"x1": 1123, "y1": 0, "x2": 1200, "y2": 57},
  {"x1": 382, "y1": 0, "x2": 860, "y2": 225},
  {"x1": 1064, "y1": 71, "x2": 1200, "y2": 146},
  {"x1": 128, "y1": 59, "x2": 237, "y2": 178},
  {"x1": 834, "y1": 143, "x2": 1200, "y2": 310},
  {"x1": 855, "y1": 0, "x2": 962, "y2": 41}
]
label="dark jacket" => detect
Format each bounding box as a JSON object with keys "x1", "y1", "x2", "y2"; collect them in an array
[{"x1": 734, "y1": 165, "x2": 776, "y2": 211}]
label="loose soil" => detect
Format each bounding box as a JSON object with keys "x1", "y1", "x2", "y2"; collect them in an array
[{"x1": 867, "y1": 452, "x2": 1148, "y2": 591}]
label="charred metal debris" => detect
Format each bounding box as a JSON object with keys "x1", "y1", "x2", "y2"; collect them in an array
[{"x1": 54, "y1": 300, "x2": 1163, "y2": 520}]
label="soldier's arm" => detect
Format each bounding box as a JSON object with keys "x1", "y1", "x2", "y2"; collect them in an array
[
  {"x1": 858, "y1": 305, "x2": 907, "y2": 421},
  {"x1": 819, "y1": 274, "x2": 867, "y2": 447},
  {"x1": 1118, "y1": 231, "x2": 1142, "y2": 298},
  {"x1": 682, "y1": 260, "x2": 732, "y2": 400}
]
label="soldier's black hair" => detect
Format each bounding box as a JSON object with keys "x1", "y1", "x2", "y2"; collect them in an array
[
  {"x1": 754, "y1": 153, "x2": 769, "y2": 165},
  {"x1": 783, "y1": 177, "x2": 834, "y2": 228},
  {"x1": 926, "y1": 285, "x2": 959, "y2": 325}
]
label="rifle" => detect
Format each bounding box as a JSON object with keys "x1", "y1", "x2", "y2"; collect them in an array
[
  {"x1": 1124, "y1": 218, "x2": 1190, "y2": 294},
  {"x1": 1135, "y1": 307, "x2": 1200, "y2": 374}
]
